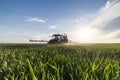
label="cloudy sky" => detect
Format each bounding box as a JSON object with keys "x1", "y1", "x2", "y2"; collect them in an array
[{"x1": 0, "y1": 0, "x2": 120, "y2": 43}]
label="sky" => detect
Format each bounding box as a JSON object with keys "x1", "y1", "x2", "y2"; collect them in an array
[{"x1": 0, "y1": 0, "x2": 120, "y2": 43}]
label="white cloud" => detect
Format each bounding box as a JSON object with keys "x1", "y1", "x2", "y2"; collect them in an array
[
  {"x1": 81, "y1": 0, "x2": 120, "y2": 42},
  {"x1": 49, "y1": 24, "x2": 57, "y2": 29},
  {"x1": 24, "y1": 16, "x2": 47, "y2": 23},
  {"x1": 101, "y1": 0, "x2": 111, "y2": 10},
  {"x1": 90, "y1": 30, "x2": 120, "y2": 43},
  {"x1": 88, "y1": 0, "x2": 120, "y2": 28},
  {"x1": 69, "y1": 0, "x2": 120, "y2": 43}
]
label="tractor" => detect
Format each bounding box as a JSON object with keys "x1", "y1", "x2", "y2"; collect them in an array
[
  {"x1": 29, "y1": 33, "x2": 69, "y2": 44},
  {"x1": 48, "y1": 34, "x2": 68, "y2": 44}
]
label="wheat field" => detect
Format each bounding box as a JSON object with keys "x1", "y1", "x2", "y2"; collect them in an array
[{"x1": 0, "y1": 43, "x2": 120, "y2": 80}]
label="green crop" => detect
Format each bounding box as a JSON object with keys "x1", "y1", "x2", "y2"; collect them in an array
[{"x1": 0, "y1": 43, "x2": 120, "y2": 80}]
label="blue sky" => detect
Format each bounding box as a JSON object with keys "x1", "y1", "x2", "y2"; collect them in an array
[{"x1": 0, "y1": 0, "x2": 120, "y2": 43}]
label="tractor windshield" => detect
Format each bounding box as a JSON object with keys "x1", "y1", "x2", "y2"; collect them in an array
[{"x1": 52, "y1": 35, "x2": 61, "y2": 40}]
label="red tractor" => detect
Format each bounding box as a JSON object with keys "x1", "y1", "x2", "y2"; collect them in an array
[{"x1": 48, "y1": 34, "x2": 68, "y2": 44}]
